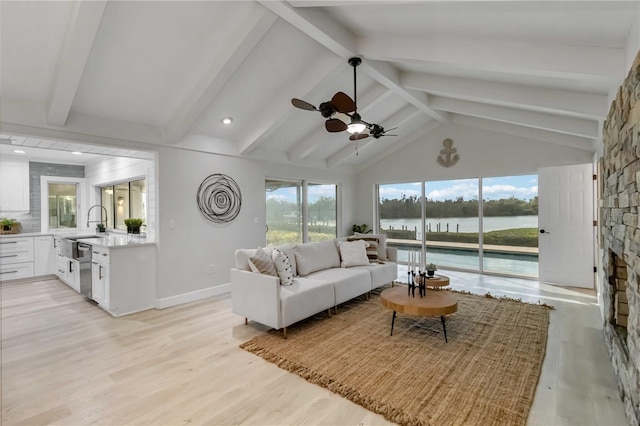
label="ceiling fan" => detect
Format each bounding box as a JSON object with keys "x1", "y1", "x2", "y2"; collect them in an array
[{"x1": 291, "y1": 57, "x2": 397, "y2": 141}]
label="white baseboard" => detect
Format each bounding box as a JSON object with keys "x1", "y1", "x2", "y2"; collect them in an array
[{"x1": 156, "y1": 283, "x2": 230, "y2": 309}]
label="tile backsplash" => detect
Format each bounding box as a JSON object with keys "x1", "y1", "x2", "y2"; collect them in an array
[{"x1": 10, "y1": 162, "x2": 84, "y2": 233}]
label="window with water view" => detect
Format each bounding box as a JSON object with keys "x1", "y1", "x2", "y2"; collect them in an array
[{"x1": 378, "y1": 175, "x2": 539, "y2": 279}]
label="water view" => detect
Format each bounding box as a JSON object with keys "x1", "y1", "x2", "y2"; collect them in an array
[
  {"x1": 381, "y1": 215, "x2": 538, "y2": 235},
  {"x1": 379, "y1": 175, "x2": 539, "y2": 278}
]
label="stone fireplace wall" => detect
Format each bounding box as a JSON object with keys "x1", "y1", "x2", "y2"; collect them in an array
[{"x1": 601, "y1": 50, "x2": 640, "y2": 426}]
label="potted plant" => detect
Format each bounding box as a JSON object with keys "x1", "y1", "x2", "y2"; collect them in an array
[
  {"x1": 124, "y1": 218, "x2": 144, "y2": 234},
  {"x1": 96, "y1": 223, "x2": 106, "y2": 233},
  {"x1": 352, "y1": 224, "x2": 373, "y2": 234},
  {"x1": 1, "y1": 217, "x2": 18, "y2": 234},
  {"x1": 426, "y1": 263, "x2": 438, "y2": 277}
]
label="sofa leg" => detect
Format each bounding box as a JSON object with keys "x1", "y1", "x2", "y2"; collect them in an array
[
  {"x1": 328, "y1": 308, "x2": 331, "y2": 318},
  {"x1": 334, "y1": 306, "x2": 338, "y2": 315},
  {"x1": 244, "y1": 317, "x2": 248, "y2": 325},
  {"x1": 283, "y1": 328, "x2": 287, "y2": 339}
]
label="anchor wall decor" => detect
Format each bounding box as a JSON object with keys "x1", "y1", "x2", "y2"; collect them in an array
[{"x1": 437, "y1": 138, "x2": 459, "y2": 168}]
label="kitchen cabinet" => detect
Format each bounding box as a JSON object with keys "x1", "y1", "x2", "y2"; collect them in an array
[
  {"x1": 53, "y1": 236, "x2": 79, "y2": 291},
  {"x1": 0, "y1": 237, "x2": 34, "y2": 281},
  {"x1": 88, "y1": 242, "x2": 154, "y2": 316},
  {"x1": 91, "y1": 245, "x2": 109, "y2": 307},
  {"x1": 34, "y1": 236, "x2": 56, "y2": 276},
  {"x1": 0, "y1": 158, "x2": 29, "y2": 211}
]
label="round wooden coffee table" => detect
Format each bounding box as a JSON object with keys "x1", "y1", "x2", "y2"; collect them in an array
[{"x1": 380, "y1": 286, "x2": 458, "y2": 342}]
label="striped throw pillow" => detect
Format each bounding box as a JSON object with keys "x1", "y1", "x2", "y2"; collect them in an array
[
  {"x1": 347, "y1": 237, "x2": 379, "y2": 263},
  {"x1": 248, "y1": 247, "x2": 277, "y2": 276}
]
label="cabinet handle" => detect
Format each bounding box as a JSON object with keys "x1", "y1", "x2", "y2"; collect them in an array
[
  {"x1": 99, "y1": 265, "x2": 103, "y2": 280},
  {"x1": 53, "y1": 239, "x2": 58, "y2": 248},
  {"x1": 58, "y1": 269, "x2": 65, "y2": 274},
  {"x1": 93, "y1": 251, "x2": 99, "y2": 254},
  {"x1": 92, "y1": 261, "x2": 98, "y2": 265},
  {"x1": 0, "y1": 254, "x2": 18, "y2": 258},
  {"x1": 0, "y1": 270, "x2": 18, "y2": 275},
  {"x1": 69, "y1": 261, "x2": 73, "y2": 273},
  {"x1": 102, "y1": 253, "x2": 107, "y2": 257},
  {"x1": 0, "y1": 241, "x2": 17, "y2": 244}
]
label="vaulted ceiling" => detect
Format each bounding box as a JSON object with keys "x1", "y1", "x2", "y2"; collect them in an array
[{"x1": 1, "y1": 1, "x2": 637, "y2": 173}]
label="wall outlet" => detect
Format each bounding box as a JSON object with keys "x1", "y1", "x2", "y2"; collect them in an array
[{"x1": 207, "y1": 264, "x2": 216, "y2": 274}]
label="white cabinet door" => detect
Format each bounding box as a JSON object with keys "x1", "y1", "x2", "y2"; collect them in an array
[
  {"x1": 92, "y1": 260, "x2": 109, "y2": 307},
  {"x1": 34, "y1": 236, "x2": 56, "y2": 276},
  {"x1": 68, "y1": 258, "x2": 80, "y2": 292},
  {"x1": 55, "y1": 253, "x2": 68, "y2": 281},
  {"x1": 0, "y1": 159, "x2": 29, "y2": 211}
]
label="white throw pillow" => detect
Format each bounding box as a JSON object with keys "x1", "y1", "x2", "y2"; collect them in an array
[
  {"x1": 338, "y1": 240, "x2": 371, "y2": 268},
  {"x1": 248, "y1": 247, "x2": 277, "y2": 277},
  {"x1": 272, "y1": 248, "x2": 294, "y2": 285},
  {"x1": 294, "y1": 240, "x2": 341, "y2": 276},
  {"x1": 355, "y1": 232, "x2": 387, "y2": 260}
]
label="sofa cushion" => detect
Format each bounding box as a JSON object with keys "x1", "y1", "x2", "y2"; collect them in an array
[
  {"x1": 248, "y1": 247, "x2": 277, "y2": 276},
  {"x1": 295, "y1": 240, "x2": 340, "y2": 276},
  {"x1": 355, "y1": 232, "x2": 387, "y2": 260},
  {"x1": 338, "y1": 240, "x2": 370, "y2": 268},
  {"x1": 272, "y1": 248, "x2": 294, "y2": 285},
  {"x1": 234, "y1": 248, "x2": 256, "y2": 271},
  {"x1": 347, "y1": 237, "x2": 379, "y2": 263},
  {"x1": 352, "y1": 261, "x2": 398, "y2": 290},
  {"x1": 273, "y1": 244, "x2": 297, "y2": 277},
  {"x1": 308, "y1": 267, "x2": 372, "y2": 305},
  {"x1": 280, "y1": 278, "x2": 335, "y2": 327}
]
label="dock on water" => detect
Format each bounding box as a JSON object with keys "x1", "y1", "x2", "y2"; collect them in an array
[{"x1": 387, "y1": 238, "x2": 538, "y2": 256}]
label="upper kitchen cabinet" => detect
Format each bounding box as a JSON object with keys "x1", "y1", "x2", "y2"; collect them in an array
[{"x1": 0, "y1": 157, "x2": 30, "y2": 212}]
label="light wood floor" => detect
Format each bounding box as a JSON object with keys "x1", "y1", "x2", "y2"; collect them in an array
[{"x1": 1, "y1": 272, "x2": 629, "y2": 426}]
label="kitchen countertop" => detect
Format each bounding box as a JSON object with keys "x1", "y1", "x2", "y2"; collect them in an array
[
  {"x1": 0, "y1": 232, "x2": 156, "y2": 248},
  {"x1": 79, "y1": 235, "x2": 156, "y2": 249}
]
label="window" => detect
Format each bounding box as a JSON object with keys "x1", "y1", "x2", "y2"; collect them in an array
[
  {"x1": 307, "y1": 183, "x2": 337, "y2": 242},
  {"x1": 48, "y1": 183, "x2": 78, "y2": 229},
  {"x1": 482, "y1": 175, "x2": 538, "y2": 277},
  {"x1": 266, "y1": 179, "x2": 338, "y2": 246},
  {"x1": 425, "y1": 178, "x2": 479, "y2": 271},
  {"x1": 377, "y1": 175, "x2": 538, "y2": 280},
  {"x1": 41, "y1": 176, "x2": 85, "y2": 233},
  {"x1": 99, "y1": 178, "x2": 146, "y2": 231},
  {"x1": 266, "y1": 180, "x2": 303, "y2": 246}
]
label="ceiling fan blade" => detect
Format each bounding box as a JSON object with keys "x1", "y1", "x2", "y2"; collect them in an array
[
  {"x1": 384, "y1": 127, "x2": 398, "y2": 133},
  {"x1": 349, "y1": 133, "x2": 369, "y2": 141},
  {"x1": 291, "y1": 98, "x2": 317, "y2": 111},
  {"x1": 325, "y1": 118, "x2": 348, "y2": 133},
  {"x1": 331, "y1": 91, "x2": 356, "y2": 113}
]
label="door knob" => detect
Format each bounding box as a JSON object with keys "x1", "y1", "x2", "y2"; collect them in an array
[{"x1": 539, "y1": 229, "x2": 550, "y2": 234}]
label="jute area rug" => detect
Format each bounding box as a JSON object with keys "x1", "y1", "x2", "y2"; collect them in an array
[{"x1": 240, "y1": 286, "x2": 551, "y2": 426}]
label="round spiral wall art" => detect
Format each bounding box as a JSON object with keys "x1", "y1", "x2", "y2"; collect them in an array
[{"x1": 196, "y1": 173, "x2": 242, "y2": 223}]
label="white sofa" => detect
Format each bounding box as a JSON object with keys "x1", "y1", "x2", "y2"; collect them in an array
[{"x1": 231, "y1": 238, "x2": 397, "y2": 337}]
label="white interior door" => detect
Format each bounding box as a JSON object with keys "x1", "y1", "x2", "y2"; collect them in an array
[{"x1": 538, "y1": 163, "x2": 594, "y2": 288}]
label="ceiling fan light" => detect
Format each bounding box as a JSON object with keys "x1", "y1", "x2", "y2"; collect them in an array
[{"x1": 347, "y1": 122, "x2": 367, "y2": 134}]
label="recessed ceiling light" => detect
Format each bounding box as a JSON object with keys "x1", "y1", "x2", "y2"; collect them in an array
[
  {"x1": 72, "y1": 151, "x2": 82, "y2": 155},
  {"x1": 13, "y1": 150, "x2": 25, "y2": 154},
  {"x1": 221, "y1": 117, "x2": 233, "y2": 125}
]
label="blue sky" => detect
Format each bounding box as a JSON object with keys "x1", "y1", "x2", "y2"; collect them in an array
[{"x1": 379, "y1": 175, "x2": 538, "y2": 201}]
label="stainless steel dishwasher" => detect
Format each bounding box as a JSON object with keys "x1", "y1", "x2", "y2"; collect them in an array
[{"x1": 77, "y1": 242, "x2": 93, "y2": 299}]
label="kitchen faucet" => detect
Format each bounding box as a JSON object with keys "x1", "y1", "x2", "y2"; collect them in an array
[{"x1": 87, "y1": 205, "x2": 108, "y2": 228}]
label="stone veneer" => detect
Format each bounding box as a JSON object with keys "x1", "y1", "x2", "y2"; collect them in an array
[{"x1": 601, "y1": 50, "x2": 640, "y2": 426}]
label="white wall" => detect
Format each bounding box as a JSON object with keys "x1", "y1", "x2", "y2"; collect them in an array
[
  {"x1": 155, "y1": 146, "x2": 356, "y2": 300},
  {"x1": 84, "y1": 156, "x2": 157, "y2": 239},
  {"x1": 355, "y1": 123, "x2": 594, "y2": 227}
]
